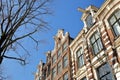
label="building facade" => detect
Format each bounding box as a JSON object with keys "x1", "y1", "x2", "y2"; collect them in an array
[
  {"x1": 70, "y1": 0, "x2": 120, "y2": 80},
  {"x1": 35, "y1": 29, "x2": 73, "y2": 80},
  {"x1": 35, "y1": 0, "x2": 120, "y2": 80}
]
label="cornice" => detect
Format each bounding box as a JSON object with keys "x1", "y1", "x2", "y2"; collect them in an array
[{"x1": 94, "y1": 0, "x2": 112, "y2": 18}]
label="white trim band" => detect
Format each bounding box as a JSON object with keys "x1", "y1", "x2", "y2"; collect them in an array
[
  {"x1": 102, "y1": 32, "x2": 107, "y2": 37},
  {"x1": 107, "y1": 46, "x2": 112, "y2": 50},
  {"x1": 108, "y1": 51, "x2": 113, "y2": 56},
  {"x1": 105, "y1": 40, "x2": 110, "y2": 45}
]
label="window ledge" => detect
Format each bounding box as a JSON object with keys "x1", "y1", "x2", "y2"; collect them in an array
[
  {"x1": 76, "y1": 65, "x2": 86, "y2": 77},
  {"x1": 113, "y1": 36, "x2": 120, "y2": 48},
  {"x1": 91, "y1": 50, "x2": 106, "y2": 64},
  {"x1": 92, "y1": 49, "x2": 104, "y2": 57}
]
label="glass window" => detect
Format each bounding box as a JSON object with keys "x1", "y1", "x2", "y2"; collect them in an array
[
  {"x1": 97, "y1": 63, "x2": 115, "y2": 80},
  {"x1": 52, "y1": 67, "x2": 56, "y2": 78},
  {"x1": 109, "y1": 9, "x2": 120, "y2": 37},
  {"x1": 57, "y1": 61, "x2": 62, "y2": 74},
  {"x1": 63, "y1": 54, "x2": 68, "y2": 68},
  {"x1": 90, "y1": 31, "x2": 103, "y2": 54},
  {"x1": 76, "y1": 48, "x2": 84, "y2": 68},
  {"x1": 115, "y1": 10, "x2": 120, "y2": 19},
  {"x1": 86, "y1": 14, "x2": 93, "y2": 28},
  {"x1": 63, "y1": 42, "x2": 67, "y2": 51},
  {"x1": 39, "y1": 77, "x2": 41, "y2": 80},
  {"x1": 58, "y1": 49, "x2": 61, "y2": 58},
  {"x1": 81, "y1": 77, "x2": 87, "y2": 80},
  {"x1": 52, "y1": 55, "x2": 56, "y2": 64},
  {"x1": 63, "y1": 72, "x2": 68, "y2": 80}
]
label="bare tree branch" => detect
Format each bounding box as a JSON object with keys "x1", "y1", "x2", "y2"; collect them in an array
[
  {"x1": 3, "y1": 55, "x2": 26, "y2": 65},
  {"x1": 0, "y1": 0, "x2": 51, "y2": 64}
]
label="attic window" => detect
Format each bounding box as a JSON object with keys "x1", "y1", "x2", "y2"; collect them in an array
[{"x1": 86, "y1": 13, "x2": 93, "y2": 28}]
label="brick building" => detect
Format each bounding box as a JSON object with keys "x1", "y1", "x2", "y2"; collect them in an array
[
  {"x1": 70, "y1": 0, "x2": 120, "y2": 80},
  {"x1": 35, "y1": 29, "x2": 73, "y2": 80},
  {"x1": 35, "y1": 0, "x2": 120, "y2": 80}
]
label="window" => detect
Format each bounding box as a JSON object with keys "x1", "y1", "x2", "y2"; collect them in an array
[
  {"x1": 77, "y1": 48, "x2": 84, "y2": 68},
  {"x1": 39, "y1": 77, "x2": 41, "y2": 80},
  {"x1": 57, "y1": 61, "x2": 62, "y2": 74},
  {"x1": 86, "y1": 14, "x2": 93, "y2": 28},
  {"x1": 58, "y1": 49, "x2": 61, "y2": 58},
  {"x1": 52, "y1": 67, "x2": 56, "y2": 78},
  {"x1": 109, "y1": 9, "x2": 120, "y2": 37},
  {"x1": 97, "y1": 63, "x2": 114, "y2": 80},
  {"x1": 90, "y1": 31, "x2": 103, "y2": 54},
  {"x1": 81, "y1": 77, "x2": 87, "y2": 80},
  {"x1": 52, "y1": 55, "x2": 56, "y2": 64},
  {"x1": 63, "y1": 54, "x2": 68, "y2": 68},
  {"x1": 63, "y1": 42, "x2": 67, "y2": 51},
  {"x1": 63, "y1": 72, "x2": 68, "y2": 80}
]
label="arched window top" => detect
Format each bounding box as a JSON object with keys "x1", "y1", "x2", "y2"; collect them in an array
[{"x1": 108, "y1": 9, "x2": 120, "y2": 37}]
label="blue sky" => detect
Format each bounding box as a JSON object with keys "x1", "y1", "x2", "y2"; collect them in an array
[{"x1": 2, "y1": 0, "x2": 105, "y2": 80}]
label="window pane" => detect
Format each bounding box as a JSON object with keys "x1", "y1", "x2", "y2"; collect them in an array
[
  {"x1": 109, "y1": 10, "x2": 120, "y2": 37},
  {"x1": 86, "y1": 14, "x2": 93, "y2": 27},
  {"x1": 115, "y1": 10, "x2": 120, "y2": 19},
  {"x1": 81, "y1": 77, "x2": 87, "y2": 80},
  {"x1": 93, "y1": 43, "x2": 99, "y2": 54},
  {"x1": 80, "y1": 48, "x2": 83, "y2": 54},
  {"x1": 80, "y1": 54, "x2": 84, "y2": 66},
  {"x1": 77, "y1": 48, "x2": 84, "y2": 68},
  {"x1": 90, "y1": 31, "x2": 103, "y2": 54},
  {"x1": 97, "y1": 39, "x2": 103, "y2": 51},
  {"x1": 104, "y1": 63, "x2": 110, "y2": 73},
  {"x1": 52, "y1": 55, "x2": 56, "y2": 64},
  {"x1": 77, "y1": 51, "x2": 80, "y2": 57},
  {"x1": 63, "y1": 72, "x2": 68, "y2": 80},
  {"x1": 77, "y1": 48, "x2": 82, "y2": 56},
  {"x1": 52, "y1": 67, "x2": 56, "y2": 78},
  {"x1": 97, "y1": 63, "x2": 114, "y2": 80},
  {"x1": 58, "y1": 49, "x2": 61, "y2": 58},
  {"x1": 90, "y1": 36, "x2": 95, "y2": 44},
  {"x1": 78, "y1": 55, "x2": 84, "y2": 67},
  {"x1": 109, "y1": 16, "x2": 116, "y2": 25},
  {"x1": 58, "y1": 61, "x2": 62, "y2": 73},
  {"x1": 63, "y1": 42, "x2": 67, "y2": 51},
  {"x1": 95, "y1": 33, "x2": 99, "y2": 40},
  {"x1": 63, "y1": 55, "x2": 68, "y2": 68},
  {"x1": 113, "y1": 22, "x2": 120, "y2": 36},
  {"x1": 106, "y1": 73, "x2": 113, "y2": 80}
]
